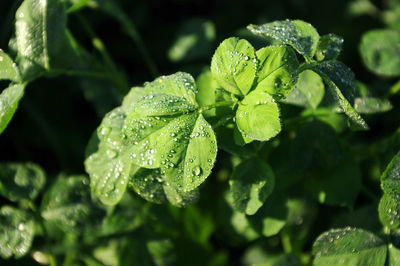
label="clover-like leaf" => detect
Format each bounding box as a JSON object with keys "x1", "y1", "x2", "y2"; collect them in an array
[
  {"x1": 315, "y1": 34, "x2": 343, "y2": 61},
  {"x1": 211, "y1": 37, "x2": 256, "y2": 96},
  {"x1": 0, "y1": 50, "x2": 20, "y2": 82},
  {"x1": 354, "y1": 97, "x2": 392, "y2": 114},
  {"x1": 196, "y1": 70, "x2": 220, "y2": 116},
  {"x1": 282, "y1": 69, "x2": 324, "y2": 109},
  {"x1": 310, "y1": 61, "x2": 368, "y2": 130},
  {"x1": 123, "y1": 72, "x2": 217, "y2": 192},
  {"x1": 254, "y1": 46, "x2": 299, "y2": 98},
  {"x1": 15, "y1": 0, "x2": 67, "y2": 79},
  {"x1": 378, "y1": 193, "x2": 400, "y2": 229},
  {"x1": 312, "y1": 227, "x2": 387, "y2": 266},
  {"x1": 128, "y1": 166, "x2": 166, "y2": 204},
  {"x1": 236, "y1": 89, "x2": 281, "y2": 142},
  {"x1": 41, "y1": 175, "x2": 106, "y2": 233},
  {"x1": 85, "y1": 107, "x2": 132, "y2": 205},
  {"x1": 388, "y1": 244, "x2": 400, "y2": 266},
  {"x1": 0, "y1": 206, "x2": 34, "y2": 259},
  {"x1": 0, "y1": 84, "x2": 25, "y2": 135},
  {"x1": 229, "y1": 158, "x2": 275, "y2": 215},
  {"x1": 360, "y1": 29, "x2": 400, "y2": 77},
  {"x1": 381, "y1": 151, "x2": 400, "y2": 197},
  {"x1": 0, "y1": 162, "x2": 45, "y2": 202},
  {"x1": 248, "y1": 19, "x2": 320, "y2": 61}
]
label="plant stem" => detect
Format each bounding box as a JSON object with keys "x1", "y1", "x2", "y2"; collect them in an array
[
  {"x1": 29, "y1": 202, "x2": 57, "y2": 266},
  {"x1": 201, "y1": 101, "x2": 236, "y2": 112}
]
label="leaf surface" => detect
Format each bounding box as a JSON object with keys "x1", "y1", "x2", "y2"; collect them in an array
[
  {"x1": 0, "y1": 84, "x2": 25, "y2": 135},
  {"x1": 0, "y1": 50, "x2": 20, "y2": 82}
]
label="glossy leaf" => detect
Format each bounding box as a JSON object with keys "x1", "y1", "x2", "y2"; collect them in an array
[
  {"x1": 381, "y1": 151, "x2": 400, "y2": 197},
  {"x1": 41, "y1": 175, "x2": 106, "y2": 233},
  {"x1": 354, "y1": 97, "x2": 392, "y2": 114},
  {"x1": 0, "y1": 84, "x2": 25, "y2": 135},
  {"x1": 123, "y1": 73, "x2": 217, "y2": 192},
  {"x1": 0, "y1": 162, "x2": 45, "y2": 202},
  {"x1": 378, "y1": 193, "x2": 400, "y2": 229},
  {"x1": 85, "y1": 107, "x2": 132, "y2": 205},
  {"x1": 310, "y1": 61, "x2": 368, "y2": 130},
  {"x1": 0, "y1": 50, "x2": 20, "y2": 82},
  {"x1": 282, "y1": 69, "x2": 324, "y2": 109},
  {"x1": 15, "y1": 0, "x2": 67, "y2": 75},
  {"x1": 163, "y1": 184, "x2": 199, "y2": 207},
  {"x1": 360, "y1": 29, "x2": 400, "y2": 77},
  {"x1": 254, "y1": 46, "x2": 299, "y2": 98},
  {"x1": 211, "y1": 37, "x2": 256, "y2": 95},
  {"x1": 312, "y1": 227, "x2": 387, "y2": 266},
  {"x1": 236, "y1": 89, "x2": 281, "y2": 141},
  {"x1": 315, "y1": 34, "x2": 343, "y2": 61},
  {"x1": 248, "y1": 19, "x2": 320, "y2": 61},
  {"x1": 0, "y1": 206, "x2": 34, "y2": 259},
  {"x1": 229, "y1": 158, "x2": 275, "y2": 215}
]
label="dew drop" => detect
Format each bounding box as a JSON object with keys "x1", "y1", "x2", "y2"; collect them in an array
[{"x1": 192, "y1": 166, "x2": 202, "y2": 176}]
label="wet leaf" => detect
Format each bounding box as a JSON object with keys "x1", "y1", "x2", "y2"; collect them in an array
[
  {"x1": 41, "y1": 175, "x2": 106, "y2": 233},
  {"x1": 229, "y1": 158, "x2": 275, "y2": 215},
  {"x1": 196, "y1": 70, "x2": 219, "y2": 117},
  {"x1": 0, "y1": 84, "x2": 25, "y2": 135},
  {"x1": 312, "y1": 227, "x2": 387, "y2": 266},
  {"x1": 315, "y1": 34, "x2": 343, "y2": 61},
  {"x1": 354, "y1": 97, "x2": 392, "y2": 114},
  {"x1": 381, "y1": 151, "x2": 400, "y2": 197},
  {"x1": 282, "y1": 69, "x2": 324, "y2": 109},
  {"x1": 0, "y1": 50, "x2": 20, "y2": 82},
  {"x1": 236, "y1": 89, "x2": 281, "y2": 141},
  {"x1": 360, "y1": 29, "x2": 400, "y2": 77},
  {"x1": 0, "y1": 162, "x2": 45, "y2": 202},
  {"x1": 211, "y1": 37, "x2": 256, "y2": 95},
  {"x1": 248, "y1": 19, "x2": 320, "y2": 61},
  {"x1": 0, "y1": 206, "x2": 34, "y2": 259},
  {"x1": 378, "y1": 193, "x2": 400, "y2": 229}
]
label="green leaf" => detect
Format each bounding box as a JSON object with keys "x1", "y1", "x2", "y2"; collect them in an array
[
  {"x1": 0, "y1": 84, "x2": 25, "y2": 135},
  {"x1": 378, "y1": 193, "x2": 400, "y2": 229},
  {"x1": 15, "y1": 0, "x2": 67, "y2": 78},
  {"x1": 248, "y1": 19, "x2": 320, "y2": 61},
  {"x1": 211, "y1": 37, "x2": 256, "y2": 95},
  {"x1": 236, "y1": 89, "x2": 281, "y2": 141},
  {"x1": 41, "y1": 175, "x2": 106, "y2": 233},
  {"x1": 128, "y1": 166, "x2": 167, "y2": 204},
  {"x1": 242, "y1": 246, "x2": 300, "y2": 266},
  {"x1": 354, "y1": 97, "x2": 392, "y2": 114},
  {"x1": 0, "y1": 50, "x2": 20, "y2": 82},
  {"x1": 282, "y1": 69, "x2": 324, "y2": 109},
  {"x1": 247, "y1": 192, "x2": 288, "y2": 237},
  {"x1": 168, "y1": 18, "x2": 215, "y2": 62},
  {"x1": 85, "y1": 107, "x2": 132, "y2": 205},
  {"x1": 196, "y1": 70, "x2": 219, "y2": 117},
  {"x1": 0, "y1": 162, "x2": 45, "y2": 202},
  {"x1": 163, "y1": 184, "x2": 199, "y2": 207},
  {"x1": 0, "y1": 206, "x2": 34, "y2": 259},
  {"x1": 315, "y1": 34, "x2": 343, "y2": 61},
  {"x1": 229, "y1": 158, "x2": 275, "y2": 215},
  {"x1": 123, "y1": 73, "x2": 217, "y2": 192},
  {"x1": 359, "y1": 29, "x2": 400, "y2": 77},
  {"x1": 388, "y1": 244, "x2": 400, "y2": 266},
  {"x1": 312, "y1": 227, "x2": 387, "y2": 266},
  {"x1": 381, "y1": 151, "x2": 400, "y2": 197},
  {"x1": 254, "y1": 46, "x2": 299, "y2": 98},
  {"x1": 310, "y1": 60, "x2": 368, "y2": 130}
]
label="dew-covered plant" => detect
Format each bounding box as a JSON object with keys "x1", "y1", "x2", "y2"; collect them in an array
[{"x1": 1, "y1": 0, "x2": 400, "y2": 265}]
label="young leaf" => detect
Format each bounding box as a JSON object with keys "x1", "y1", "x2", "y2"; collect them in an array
[
  {"x1": 0, "y1": 162, "x2": 45, "y2": 202},
  {"x1": 354, "y1": 97, "x2": 392, "y2": 114},
  {"x1": 359, "y1": 29, "x2": 400, "y2": 77},
  {"x1": 211, "y1": 37, "x2": 256, "y2": 96},
  {"x1": 15, "y1": 0, "x2": 67, "y2": 77},
  {"x1": 312, "y1": 227, "x2": 387, "y2": 266},
  {"x1": 248, "y1": 20, "x2": 320, "y2": 61},
  {"x1": 0, "y1": 84, "x2": 25, "y2": 135},
  {"x1": 381, "y1": 151, "x2": 400, "y2": 197},
  {"x1": 310, "y1": 61, "x2": 368, "y2": 130},
  {"x1": 254, "y1": 46, "x2": 299, "y2": 98},
  {"x1": 0, "y1": 50, "x2": 20, "y2": 82},
  {"x1": 41, "y1": 175, "x2": 106, "y2": 233},
  {"x1": 229, "y1": 158, "x2": 275, "y2": 215},
  {"x1": 0, "y1": 206, "x2": 34, "y2": 259},
  {"x1": 123, "y1": 73, "x2": 217, "y2": 192},
  {"x1": 85, "y1": 107, "x2": 132, "y2": 205},
  {"x1": 282, "y1": 69, "x2": 324, "y2": 109},
  {"x1": 236, "y1": 89, "x2": 281, "y2": 141},
  {"x1": 315, "y1": 34, "x2": 343, "y2": 61},
  {"x1": 378, "y1": 193, "x2": 400, "y2": 229}
]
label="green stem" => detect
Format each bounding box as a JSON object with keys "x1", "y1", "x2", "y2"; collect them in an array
[
  {"x1": 201, "y1": 100, "x2": 237, "y2": 112},
  {"x1": 281, "y1": 230, "x2": 292, "y2": 253},
  {"x1": 29, "y1": 202, "x2": 57, "y2": 266}
]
